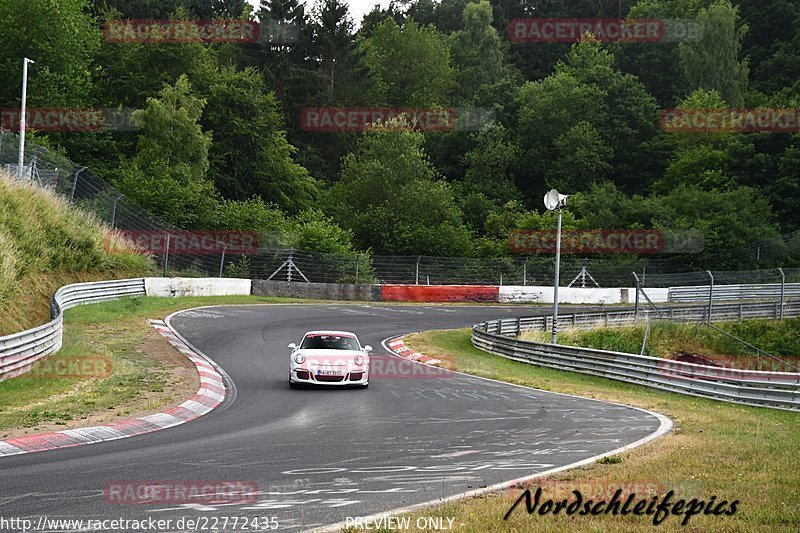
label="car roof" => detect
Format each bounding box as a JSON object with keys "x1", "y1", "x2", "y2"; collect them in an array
[{"x1": 303, "y1": 330, "x2": 357, "y2": 337}]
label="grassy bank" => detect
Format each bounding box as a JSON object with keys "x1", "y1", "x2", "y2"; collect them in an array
[
  {"x1": 0, "y1": 295, "x2": 302, "y2": 437},
  {"x1": 520, "y1": 319, "x2": 800, "y2": 371},
  {"x1": 0, "y1": 171, "x2": 151, "y2": 335},
  {"x1": 387, "y1": 329, "x2": 800, "y2": 532}
]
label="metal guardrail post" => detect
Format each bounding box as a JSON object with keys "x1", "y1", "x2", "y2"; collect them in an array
[
  {"x1": 355, "y1": 253, "x2": 360, "y2": 284},
  {"x1": 415, "y1": 256, "x2": 421, "y2": 285},
  {"x1": 706, "y1": 270, "x2": 714, "y2": 324},
  {"x1": 778, "y1": 268, "x2": 785, "y2": 319},
  {"x1": 632, "y1": 272, "x2": 641, "y2": 318}
]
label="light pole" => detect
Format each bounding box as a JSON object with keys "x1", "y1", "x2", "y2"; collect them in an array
[
  {"x1": 544, "y1": 189, "x2": 568, "y2": 344},
  {"x1": 17, "y1": 57, "x2": 34, "y2": 179}
]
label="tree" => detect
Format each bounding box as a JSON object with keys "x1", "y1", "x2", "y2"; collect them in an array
[
  {"x1": 361, "y1": 18, "x2": 455, "y2": 107},
  {"x1": 516, "y1": 39, "x2": 662, "y2": 198},
  {"x1": 0, "y1": 0, "x2": 100, "y2": 107},
  {"x1": 325, "y1": 121, "x2": 472, "y2": 256},
  {"x1": 113, "y1": 76, "x2": 218, "y2": 227},
  {"x1": 653, "y1": 89, "x2": 737, "y2": 194},
  {"x1": 449, "y1": 0, "x2": 512, "y2": 105},
  {"x1": 679, "y1": 0, "x2": 749, "y2": 106},
  {"x1": 94, "y1": 6, "x2": 213, "y2": 109},
  {"x1": 193, "y1": 64, "x2": 317, "y2": 212},
  {"x1": 291, "y1": 209, "x2": 359, "y2": 255},
  {"x1": 547, "y1": 121, "x2": 613, "y2": 191},
  {"x1": 611, "y1": 0, "x2": 688, "y2": 107},
  {"x1": 769, "y1": 134, "x2": 800, "y2": 232},
  {"x1": 359, "y1": 1, "x2": 406, "y2": 37}
]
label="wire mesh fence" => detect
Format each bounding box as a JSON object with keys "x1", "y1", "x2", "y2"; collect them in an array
[{"x1": 2, "y1": 129, "x2": 800, "y2": 291}]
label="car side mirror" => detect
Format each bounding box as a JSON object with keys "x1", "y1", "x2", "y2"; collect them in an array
[
  {"x1": 288, "y1": 343, "x2": 297, "y2": 350},
  {"x1": 363, "y1": 345, "x2": 372, "y2": 352}
]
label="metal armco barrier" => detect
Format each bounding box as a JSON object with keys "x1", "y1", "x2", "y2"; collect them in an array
[
  {"x1": 472, "y1": 302, "x2": 800, "y2": 411},
  {"x1": 0, "y1": 279, "x2": 145, "y2": 381},
  {"x1": 669, "y1": 283, "x2": 800, "y2": 302}
]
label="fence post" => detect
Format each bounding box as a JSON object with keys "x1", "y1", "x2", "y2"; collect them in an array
[
  {"x1": 111, "y1": 193, "x2": 123, "y2": 228},
  {"x1": 69, "y1": 166, "x2": 86, "y2": 206},
  {"x1": 778, "y1": 267, "x2": 785, "y2": 319},
  {"x1": 632, "y1": 272, "x2": 641, "y2": 318},
  {"x1": 415, "y1": 256, "x2": 421, "y2": 285},
  {"x1": 219, "y1": 244, "x2": 229, "y2": 278},
  {"x1": 523, "y1": 257, "x2": 528, "y2": 286},
  {"x1": 355, "y1": 253, "x2": 360, "y2": 285},
  {"x1": 640, "y1": 317, "x2": 651, "y2": 355},
  {"x1": 706, "y1": 270, "x2": 714, "y2": 324},
  {"x1": 163, "y1": 232, "x2": 170, "y2": 277}
]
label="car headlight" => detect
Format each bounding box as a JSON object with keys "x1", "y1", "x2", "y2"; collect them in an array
[
  {"x1": 294, "y1": 353, "x2": 305, "y2": 364},
  {"x1": 354, "y1": 355, "x2": 365, "y2": 366}
]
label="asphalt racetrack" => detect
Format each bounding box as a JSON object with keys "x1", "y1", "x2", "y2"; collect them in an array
[{"x1": 0, "y1": 304, "x2": 668, "y2": 531}]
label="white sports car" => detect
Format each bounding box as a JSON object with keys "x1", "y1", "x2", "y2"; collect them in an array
[{"x1": 288, "y1": 330, "x2": 371, "y2": 388}]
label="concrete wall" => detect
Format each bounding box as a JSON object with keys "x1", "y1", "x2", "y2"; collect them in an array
[
  {"x1": 498, "y1": 286, "x2": 669, "y2": 305},
  {"x1": 251, "y1": 280, "x2": 381, "y2": 301},
  {"x1": 144, "y1": 277, "x2": 670, "y2": 305},
  {"x1": 145, "y1": 277, "x2": 251, "y2": 297}
]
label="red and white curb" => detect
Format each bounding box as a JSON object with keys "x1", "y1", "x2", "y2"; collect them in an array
[
  {"x1": 0, "y1": 319, "x2": 225, "y2": 458},
  {"x1": 386, "y1": 337, "x2": 442, "y2": 366}
]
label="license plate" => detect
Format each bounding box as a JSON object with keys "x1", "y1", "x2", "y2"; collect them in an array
[{"x1": 317, "y1": 370, "x2": 343, "y2": 376}]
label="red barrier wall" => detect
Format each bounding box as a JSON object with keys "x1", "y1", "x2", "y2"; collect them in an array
[{"x1": 381, "y1": 285, "x2": 499, "y2": 303}]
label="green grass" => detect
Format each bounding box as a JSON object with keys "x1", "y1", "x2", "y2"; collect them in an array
[
  {"x1": 520, "y1": 319, "x2": 800, "y2": 371},
  {"x1": 0, "y1": 295, "x2": 313, "y2": 436},
  {"x1": 0, "y1": 170, "x2": 152, "y2": 334},
  {"x1": 382, "y1": 328, "x2": 800, "y2": 533},
  {"x1": 0, "y1": 313, "x2": 185, "y2": 434}
]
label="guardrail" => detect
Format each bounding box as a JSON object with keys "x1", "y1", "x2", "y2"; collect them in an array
[
  {"x1": 0, "y1": 279, "x2": 145, "y2": 381},
  {"x1": 472, "y1": 302, "x2": 800, "y2": 411},
  {"x1": 669, "y1": 283, "x2": 800, "y2": 302}
]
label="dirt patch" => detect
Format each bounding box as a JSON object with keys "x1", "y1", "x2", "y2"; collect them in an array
[{"x1": 139, "y1": 327, "x2": 196, "y2": 369}]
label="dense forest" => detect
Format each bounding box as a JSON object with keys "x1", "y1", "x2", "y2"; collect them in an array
[{"x1": 1, "y1": 0, "x2": 798, "y2": 270}]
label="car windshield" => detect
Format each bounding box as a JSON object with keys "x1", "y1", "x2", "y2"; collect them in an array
[{"x1": 300, "y1": 334, "x2": 360, "y2": 351}]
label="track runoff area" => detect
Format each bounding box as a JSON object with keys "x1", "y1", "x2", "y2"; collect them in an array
[{"x1": 0, "y1": 303, "x2": 669, "y2": 532}]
